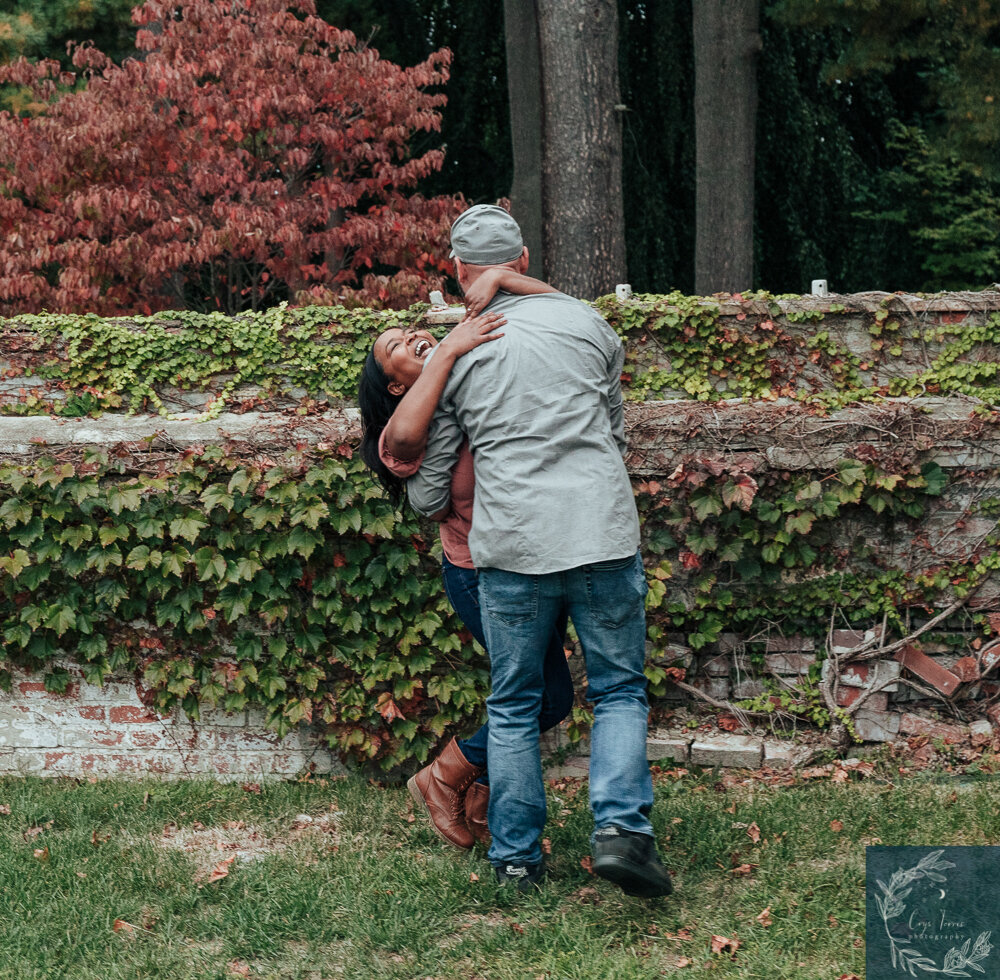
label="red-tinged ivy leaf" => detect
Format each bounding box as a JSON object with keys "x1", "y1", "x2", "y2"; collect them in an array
[
  {"x1": 207, "y1": 857, "x2": 235, "y2": 883},
  {"x1": 718, "y1": 714, "x2": 742, "y2": 732},
  {"x1": 710, "y1": 934, "x2": 741, "y2": 955},
  {"x1": 664, "y1": 666, "x2": 687, "y2": 684},
  {"x1": 722, "y1": 476, "x2": 758, "y2": 511},
  {"x1": 755, "y1": 907, "x2": 773, "y2": 927},
  {"x1": 376, "y1": 692, "x2": 405, "y2": 723},
  {"x1": 746, "y1": 822, "x2": 761, "y2": 843},
  {"x1": 679, "y1": 550, "x2": 702, "y2": 570}
]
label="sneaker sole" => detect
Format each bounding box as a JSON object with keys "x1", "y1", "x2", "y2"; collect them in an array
[
  {"x1": 406, "y1": 775, "x2": 473, "y2": 851},
  {"x1": 593, "y1": 854, "x2": 673, "y2": 898}
]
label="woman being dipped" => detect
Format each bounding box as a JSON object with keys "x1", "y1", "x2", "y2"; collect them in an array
[{"x1": 358, "y1": 269, "x2": 572, "y2": 850}]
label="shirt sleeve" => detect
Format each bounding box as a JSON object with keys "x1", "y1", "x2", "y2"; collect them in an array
[
  {"x1": 606, "y1": 336, "x2": 627, "y2": 456},
  {"x1": 377, "y1": 428, "x2": 424, "y2": 478},
  {"x1": 406, "y1": 402, "x2": 464, "y2": 516}
]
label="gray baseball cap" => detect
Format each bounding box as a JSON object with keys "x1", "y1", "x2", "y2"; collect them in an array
[{"x1": 449, "y1": 204, "x2": 524, "y2": 265}]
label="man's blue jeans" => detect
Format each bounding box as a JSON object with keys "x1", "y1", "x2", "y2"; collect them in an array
[
  {"x1": 478, "y1": 552, "x2": 654, "y2": 868},
  {"x1": 441, "y1": 558, "x2": 573, "y2": 775}
]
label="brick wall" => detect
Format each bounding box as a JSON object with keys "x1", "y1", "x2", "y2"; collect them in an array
[
  {"x1": 3, "y1": 290, "x2": 1000, "y2": 773},
  {"x1": 0, "y1": 662, "x2": 344, "y2": 780}
]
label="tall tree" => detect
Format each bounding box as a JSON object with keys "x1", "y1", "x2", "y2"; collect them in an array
[
  {"x1": 536, "y1": 0, "x2": 627, "y2": 299},
  {"x1": 0, "y1": 0, "x2": 461, "y2": 315},
  {"x1": 693, "y1": 0, "x2": 761, "y2": 294},
  {"x1": 503, "y1": 0, "x2": 544, "y2": 278}
]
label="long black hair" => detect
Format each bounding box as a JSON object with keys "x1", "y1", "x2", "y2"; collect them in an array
[{"x1": 358, "y1": 348, "x2": 407, "y2": 506}]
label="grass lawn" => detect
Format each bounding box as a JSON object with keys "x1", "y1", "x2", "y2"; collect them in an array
[{"x1": 1, "y1": 761, "x2": 998, "y2": 980}]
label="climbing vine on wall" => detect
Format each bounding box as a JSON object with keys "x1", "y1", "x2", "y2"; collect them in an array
[{"x1": 2, "y1": 292, "x2": 1000, "y2": 765}]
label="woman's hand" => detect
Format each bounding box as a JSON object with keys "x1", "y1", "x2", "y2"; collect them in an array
[
  {"x1": 438, "y1": 311, "x2": 506, "y2": 358},
  {"x1": 462, "y1": 269, "x2": 505, "y2": 317}
]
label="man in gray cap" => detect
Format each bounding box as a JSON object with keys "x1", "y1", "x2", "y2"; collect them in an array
[{"x1": 407, "y1": 204, "x2": 671, "y2": 898}]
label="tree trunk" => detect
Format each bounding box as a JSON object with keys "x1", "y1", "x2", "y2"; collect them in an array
[
  {"x1": 503, "y1": 0, "x2": 545, "y2": 279},
  {"x1": 693, "y1": 0, "x2": 761, "y2": 295},
  {"x1": 536, "y1": 0, "x2": 626, "y2": 299}
]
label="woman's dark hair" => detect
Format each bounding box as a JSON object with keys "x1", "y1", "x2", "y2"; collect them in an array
[{"x1": 358, "y1": 347, "x2": 406, "y2": 506}]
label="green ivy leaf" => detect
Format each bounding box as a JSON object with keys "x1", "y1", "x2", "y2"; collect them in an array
[
  {"x1": 0, "y1": 548, "x2": 31, "y2": 577},
  {"x1": 199, "y1": 485, "x2": 235, "y2": 513},
  {"x1": 785, "y1": 511, "x2": 816, "y2": 535},
  {"x1": 45, "y1": 604, "x2": 77, "y2": 637},
  {"x1": 169, "y1": 514, "x2": 208, "y2": 543}
]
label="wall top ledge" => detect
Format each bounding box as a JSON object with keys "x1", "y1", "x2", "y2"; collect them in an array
[
  {"x1": 0, "y1": 397, "x2": 992, "y2": 461},
  {"x1": 425, "y1": 287, "x2": 1000, "y2": 325}
]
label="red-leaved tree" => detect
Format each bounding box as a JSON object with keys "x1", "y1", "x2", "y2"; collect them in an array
[{"x1": 0, "y1": 0, "x2": 463, "y2": 315}]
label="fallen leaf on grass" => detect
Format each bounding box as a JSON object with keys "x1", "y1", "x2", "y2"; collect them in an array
[
  {"x1": 730, "y1": 863, "x2": 757, "y2": 876},
  {"x1": 755, "y1": 907, "x2": 773, "y2": 927},
  {"x1": 836, "y1": 974, "x2": 861, "y2": 980},
  {"x1": 829, "y1": 915, "x2": 839, "y2": 928},
  {"x1": 746, "y1": 822, "x2": 761, "y2": 843},
  {"x1": 112, "y1": 919, "x2": 135, "y2": 935},
  {"x1": 33, "y1": 846, "x2": 49, "y2": 862},
  {"x1": 241, "y1": 783, "x2": 261, "y2": 794},
  {"x1": 831, "y1": 767, "x2": 850, "y2": 783},
  {"x1": 571, "y1": 886, "x2": 601, "y2": 904},
  {"x1": 580, "y1": 855, "x2": 594, "y2": 875},
  {"x1": 469, "y1": 873, "x2": 479, "y2": 883},
  {"x1": 710, "y1": 934, "x2": 741, "y2": 955},
  {"x1": 92, "y1": 829, "x2": 111, "y2": 847},
  {"x1": 23, "y1": 825, "x2": 47, "y2": 840},
  {"x1": 541, "y1": 837, "x2": 552, "y2": 854},
  {"x1": 207, "y1": 857, "x2": 235, "y2": 883},
  {"x1": 830, "y1": 819, "x2": 844, "y2": 833},
  {"x1": 675, "y1": 957, "x2": 692, "y2": 968},
  {"x1": 511, "y1": 922, "x2": 525, "y2": 935},
  {"x1": 227, "y1": 961, "x2": 251, "y2": 978},
  {"x1": 0, "y1": 804, "x2": 10, "y2": 815}
]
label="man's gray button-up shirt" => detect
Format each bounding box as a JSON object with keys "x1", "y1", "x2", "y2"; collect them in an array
[{"x1": 406, "y1": 291, "x2": 640, "y2": 575}]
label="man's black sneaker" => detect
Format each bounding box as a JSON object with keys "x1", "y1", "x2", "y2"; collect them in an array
[
  {"x1": 592, "y1": 825, "x2": 673, "y2": 898},
  {"x1": 494, "y1": 860, "x2": 545, "y2": 893}
]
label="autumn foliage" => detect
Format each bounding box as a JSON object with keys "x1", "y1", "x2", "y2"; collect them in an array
[{"x1": 0, "y1": 0, "x2": 463, "y2": 315}]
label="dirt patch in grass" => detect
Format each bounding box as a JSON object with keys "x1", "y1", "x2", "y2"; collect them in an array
[{"x1": 151, "y1": 810, "x2": 339, "y2": 876}]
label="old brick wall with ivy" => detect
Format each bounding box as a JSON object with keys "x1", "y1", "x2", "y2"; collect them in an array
[{"x1": 2, "y1": 288, "x2": 1000, "y2": 777}]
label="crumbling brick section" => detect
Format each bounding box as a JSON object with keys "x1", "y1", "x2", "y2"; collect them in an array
[
  {"x1": 895, "y1": 645, "x2": 962, "y2": 696},
  {"x1": 0, "y1": 663, "x2": 344, "y2": 780}
]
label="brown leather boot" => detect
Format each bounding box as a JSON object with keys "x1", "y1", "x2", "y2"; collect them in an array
[
  {"x1": 464, "y1": 781, "x2": 491, "y2": 845},
  {"x1": 407, "y1": 738, "x2": 483, "y2": 849}
]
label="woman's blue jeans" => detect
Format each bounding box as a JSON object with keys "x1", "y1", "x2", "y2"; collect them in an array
[
  {"x1": 477, "y1": 552, "x2": 654, "y2": 868},
  {"x1": 441, "y1": 557, "x2": 573, "y2": 777}
]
